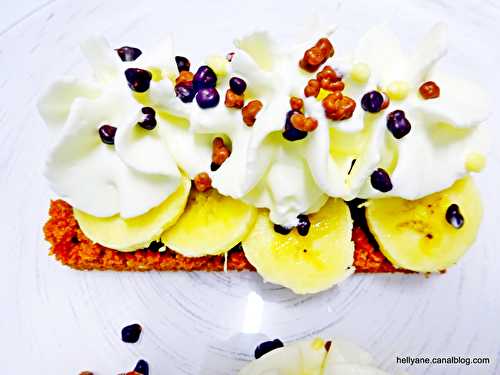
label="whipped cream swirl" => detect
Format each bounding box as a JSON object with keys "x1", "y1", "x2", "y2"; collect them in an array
[
  {"x1": 39, "y1": 37, "x2": 181, "y2": 218},
  {"x1": 239, "y1": 337, "x2": 394, "y2": 375},
  {"x1": 39, "y1": 24, "x2": 490, "y2": 227}
]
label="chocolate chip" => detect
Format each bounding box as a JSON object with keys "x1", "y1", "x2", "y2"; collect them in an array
[
  {"x1": 229, "y1": 77, "x2": 247, "y2": 95},
  {"x1": 134, "y1": 359, "x2": 149, "y2": 375},
  {"x1": 324, "y1": 340, "x2": 332, "y2": 352},
  {"x1": 296, "y1": 214, "x2": 311, "y2": 236},
  {"x1": 138, "y1": 107, "x2": 157, "y2": 130},
  {"x1": 210, "y1": 162, "x2": 221, "y2": 171},
  {"x1": 446, "y1": 204, "x2": 464, "y2": 229},
  {"x1": 370, "y1": 168, "x2": 393, "y2": 192},
  {"x1": 387, "y1": 110, "x2": 411, "y2": 139},
  {"x1": 98, "y1": 124, "x2": 117, "y2": 145},
  {"x1": 115, "y1": 46, "x2": 142, "y2": 62},
  {"x1": 175, "y1": 83, "x2": 196, "y2": 103},
  {"x1": 175, "y1": 56, "x2": 191, "y2": 72},
  {"x1": 348, "y1": 159, "x2": 356, "y2": 175},
  {"x1": 148, "y1": 240, "x2": 164, "y2": 251},
  {"x1": 361, "y1": 91, "x2": 384, "y2": 113},
  {"x1": 273, "y1": 224, "x2": 292, "y2": 235},
  {"x1": 255, "y1": 339, "x2": 284, "y2": 359},
  {"x1": 121, "y1": 323, "x2": 142, "y2": 343},
  {"x1": 193, "y1": 65, "x2": 217, "y2": 91},
  {"x1": 196, "y1": 87, "x2": 220, "y2": 109},
  {"x1": 125, "y1": 68, "x2": 152, "y2": 93}
]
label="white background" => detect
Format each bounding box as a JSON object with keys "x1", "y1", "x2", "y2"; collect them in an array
[{"x1": 1, "y1": 0, "x2": 499, "y2": 374}]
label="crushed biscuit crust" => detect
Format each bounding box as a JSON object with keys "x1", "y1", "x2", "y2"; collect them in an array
[{"x1": 44, "y1": 199, "x2": 409, "y2": 273}]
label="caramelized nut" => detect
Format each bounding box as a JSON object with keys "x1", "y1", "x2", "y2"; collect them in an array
[
  {"x1": 321, "y1": 91, "x2": 342, "y2": 112},
  {"x1": 304, "y1": 47, "x2": 324, "y2": 66},
  {"x1": 299, "y1": 59, "x2": 314, "y2": 73},
  {"x1": 212, "y1": 137, "x2": 231, "y2": 165},
  {"x1": 323, "y1": 93, "x2": 356, "y2": 121},
  {"x1": 290, "y1": 113, "x2": 318, "y2": 132},
  {"x1": 194, "y1": 172, "x2": 212, "y2": 192},
  {"x1": 316, "y1": 65, "x2": 341, "y2": 82},
  {"x1": 316, "y1": 65, "x2": 344, "y2": 91},
  {"x1": 224, "y1": 89, "x2": 244, "y2": 108},
  {"x1": 242, "y1": 100, "x2": 263, "y2": 126},
  {"x1": 290, "y1": 113, "x2": 306, "y2": 130},
  {"x1": 290, "y1": 96, "x2": 304, "y2": 111},
  {"x1": 212, "y1": 148, "x2": 230, "y2": 165},
  {"x1": 304, "y1": 79, "x2": 321, "y2": 97},
  {"x1": 330, "y1": 96, "x2": 356, "y2": 120},
  {"x1": 319, "y1": 79, "x2": 345, "y2": 91},
  {"x1": 419, "y1": 81, "x2": 440, "y2": 99},
  {"x1": 299, "y1": 38, "x2": 335, "y2": 72},
  {"x1": 175, "y1": 71, "x2": 194, "y2": 85},
  {"x1": 303, "y1": 117, "x2": 318, "y2": 131},
  {"x1": 316, "y1": 38, "x2": 334, "y2": 58},
  {"x1": 212, "y1": 137, "x2": 224, "y2": 148}
]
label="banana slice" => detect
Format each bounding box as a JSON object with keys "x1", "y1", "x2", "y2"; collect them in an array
[
  {"x1": 239, "y1": 338, "x2": 328, "y2": 375},
  {"x1": 161, "y1": 188, "x2": 257, "y2": 257},
  {"x1": 74, "y1": 174, "x2": 191, "y2": 251},
  {"x1": 242, "y1": 199, "x2": 355, "y2": 294},
  {"x1": 365, "y1": 177, "x2": 482, "y2": 272}
]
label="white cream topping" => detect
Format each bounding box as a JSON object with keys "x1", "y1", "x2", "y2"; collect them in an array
[
  {"x1": 331, "y1": 24, "x2": 490, "y2": 200},
  {"x1": 39, "y1": 24, "x2": 490, "y2": 227},
  {"x1": 39, "y1": 36, "x2": 181, "y2": 218},
  {"x1": 239, "y1": 338, "x2": 394, "y2": 375}
]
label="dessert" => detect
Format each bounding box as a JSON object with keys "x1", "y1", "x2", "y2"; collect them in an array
[
  {"x1": 240, "y1": 337, "x2": 394, "y2": 374},
  {"x1": 40, "y1": 23, "x2": 489, "y2": 294}
]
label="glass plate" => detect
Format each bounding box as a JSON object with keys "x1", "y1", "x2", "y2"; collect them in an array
[{"x1": 2, "y1": 0, "x2": 499, "y2": 374}]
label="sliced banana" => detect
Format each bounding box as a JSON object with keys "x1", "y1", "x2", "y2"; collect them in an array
[
  {"x1": 242, "y1": 199, "x2": 355, "y2": 294},
  {"x1": 366, "y1": 177, "x2": 482, "y2": 272},
  {"x1": 74, "y1": 174, "x2": 191, "y2": 251},
  {"x1": 161, "y1": 188, "x2": 257, "y2": 257}
]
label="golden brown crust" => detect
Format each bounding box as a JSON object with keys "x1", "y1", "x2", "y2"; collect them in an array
[
  {"x1": 352, "y1": 227, "x2": 410, "y2": 273},
  {"x1": 44, "y1": 199, "x2": 406, "y2": 273}
]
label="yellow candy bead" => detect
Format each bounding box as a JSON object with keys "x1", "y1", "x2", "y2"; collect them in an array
[
  {"x1": 385, "y1": 81, "x2": 410, "y2": 101},
  {"x1": 311, "y1": 338, "x2": 325, "y2": 350},
  {"x1": 316, "y1": 88, "x2": 330, "y2": 101},
  {"x1": 350, "y1": 62, "x2": 371, "y2": 84},
  {"x1": 465, "y1": 152, "x2": 486, "y2": 172},
  {"x1": 149, "y1": 67, "x2": 163, "y2": 82},
  {"x1": 132, "y1": 92, "x2": 149, "y2": 106},
  {"x1": 206, "y1": 55, "x2": 229, "y2": 77},
  {"x1": 166, "y1": 71, "x2": 178, "y2": 83}
]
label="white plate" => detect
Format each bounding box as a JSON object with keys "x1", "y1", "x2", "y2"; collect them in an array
[{"x1": 2, "y1": 0, "x2": 500, "y2": 374}]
